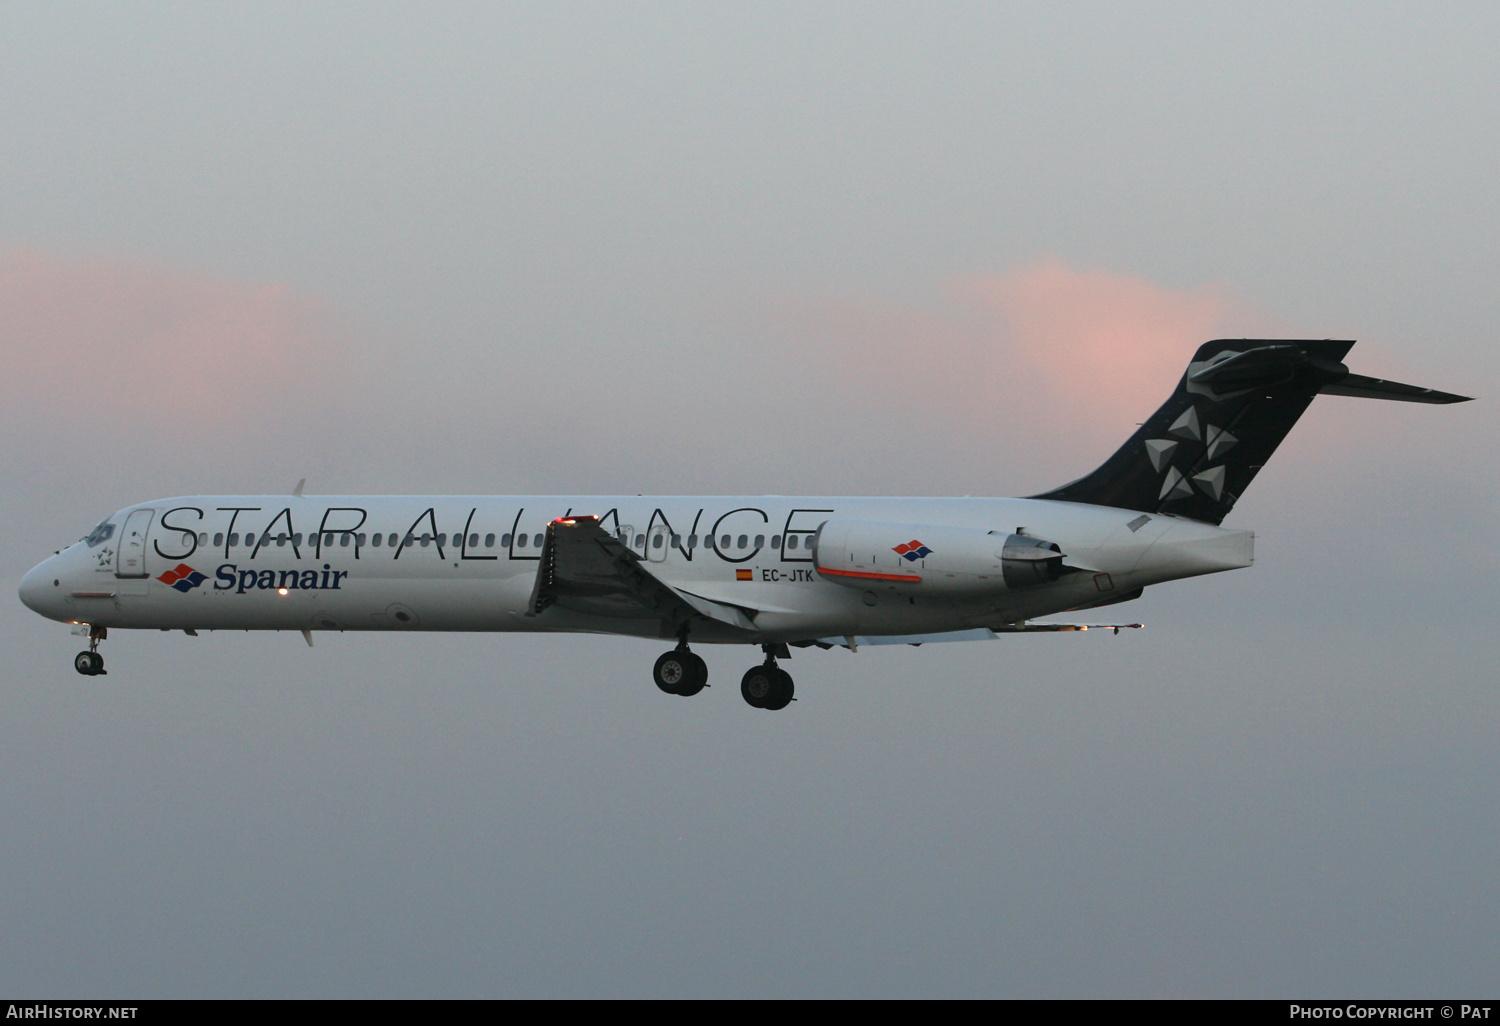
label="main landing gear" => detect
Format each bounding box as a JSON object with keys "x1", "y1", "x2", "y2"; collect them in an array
[
  {"x1": 74, "y1": 626, "x2": 107, "y2": 676},
  {"x1": 741, "y1": 646, "x2": 794, "y2": 711},
  {"x1": 651, "y1": 638, "x2": 796, "y2": 711},
  {"x1": 652, "y1": 643, "x2": 708, "y2": 697}
]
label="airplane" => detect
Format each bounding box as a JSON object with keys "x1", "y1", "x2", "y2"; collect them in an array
[{"x1": 19, "y1": 339, "x2": 1471, "y2": 710}]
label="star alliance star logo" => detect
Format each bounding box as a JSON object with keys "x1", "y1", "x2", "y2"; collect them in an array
[
  {"x1": 1146, "y1": 404, "x2": 1236, "y2": 502},
  {"x1": 157, "y1": 563, "x2": 208, "y2": 593}
]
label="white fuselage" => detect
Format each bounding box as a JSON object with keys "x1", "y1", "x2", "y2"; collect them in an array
[{"x1": 19, "y1": 494, "x2": 1253, "y2": 643}]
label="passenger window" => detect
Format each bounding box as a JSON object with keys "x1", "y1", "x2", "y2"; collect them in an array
[
  {"x1": 502, "y1": 534, "x2": 513, "y2": 547},
  {"x1": 671, "y1": 534, "x2": 681, "y2": 547},
  {"x1": 436, "y1": 534, "x2": 447, "y2": 546},
  {"x1": 788, "y1": 536, "x2": 799, "y2": 549},
  {"x1": 470, "y1": 534, "x2": 479, "y2": 547},
  {"x1": 634, "y1": 534, "x2": 645, "y2": 548},
  {"x1": 404, "y1": 535, "x2": 415, "y2": 547},
  {"x1": 389, "y1": 534, "x2": 399, "y2": 548},
  {"x1": 533, "y1": 534, "x2": 544, "y2": 548},
  {"x1": 720, "y1": 535, "x2": 730, "y2": 548},
  {"x1": 197, "y1": 532, "x2": 208, "y2": 545},
  {"x1": 214, "y1": 533, "x2": 224, "y2": 546},
  {"x1": 754, "y1": 535, "x2": 764, "y2": 548},
  {"x1": 372, "y1": 533, "x2": 382, "y2": 547},
  {"x1": 340, "y1": 534, "x2": 350, "y2": 547},
  {"x1": 770, "y1": 535, "x2": 780, "y2": 548},
  {"x1": 485, "y1": 533, "x2": 495, "y2": 547},
  {"x1": 517, "y1": 534, "x2": 528, "y2": 548},
  {"x1": 356, "y1": 533, "x2": 366, "y2": 546},
  {"x1": 245, "y1": 533, "x2": 256, "y2": 546},
  {"x1": 652, "y1": 533, "x2": 664, "y2": 549},
  {"x1": 420, "y1": 534, "x2": 430, "y2": 547},
  {"x1": 687, "y1": 534, "x2": 697, "y2": 548},
  {"x1": 292, "y1": 533, "x2": 302, "y2": 546},
  {"x1": 229, "y1": 533, "x2": 239, "y2": 547},
  {"x1": 737, "y1": 535, "x2": 747, "y2": 549},
  {"x1": 277, "y1": 534, "x2": 287, "y2": 547}
]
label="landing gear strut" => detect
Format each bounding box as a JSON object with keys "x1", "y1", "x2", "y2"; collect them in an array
[
  {"x1": 74, "y1": 626, "x2": 107, "y2": 676},
  {"x1": 652, "y1": 638, "x2": 707, "y2": 697},
  {"x1": 741, "y1": 645, "x2": 793, "y2": 711}
]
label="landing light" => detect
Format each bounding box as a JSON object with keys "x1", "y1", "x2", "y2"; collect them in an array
[{"x1": 278, "y1": 588, "x2": 289, "y2": 596}]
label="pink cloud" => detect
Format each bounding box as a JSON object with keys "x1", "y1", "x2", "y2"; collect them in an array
[
  {"x1": 0, "y1": 245, "x2": 349, "y2": 430},
  {"x1": 775, "y1": 258, "x2": 1245, "y2": 461},
  {"x1": 956, "y1": 259, "x2": 1231, "y2": 429}
]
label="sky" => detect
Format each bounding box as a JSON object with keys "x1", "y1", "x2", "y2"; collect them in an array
[{"x1": 2, "y1": 1, "x2": 1497, "y2": 997}]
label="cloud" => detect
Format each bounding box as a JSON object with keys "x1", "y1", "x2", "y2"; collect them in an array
[
  {"x1": 955, "y1": 259, "x2": 1234, "y2": 433},
  {"x1": 759, "y1": 259, "x2": 1252, "y2": 492},
  {"x1": 782, "y1": 258, "x2": 1238, "y2": 446},
  {"x1": 0, "y1": 244, "x2": 350, "y2": 432}
]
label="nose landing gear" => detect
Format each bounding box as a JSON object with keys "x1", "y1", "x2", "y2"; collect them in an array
[
  {"x1": 652, "y1": 643, "x2": 708, "y2": 697},
  {"x1": 74, "y1": 626, "x2": 107, "y2": 676},
  {"x1": 741, "y1": 646, "x2": 793, "y2": 711}
]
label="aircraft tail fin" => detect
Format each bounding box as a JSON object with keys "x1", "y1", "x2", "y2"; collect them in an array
[{"x1": 1031, "y1": 339, "x2": 1472, "y2": 525}]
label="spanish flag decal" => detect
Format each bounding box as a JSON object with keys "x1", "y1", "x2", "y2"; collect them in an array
[{"x1": 735, "y1": 569, "x2": 753, "y2": 581}]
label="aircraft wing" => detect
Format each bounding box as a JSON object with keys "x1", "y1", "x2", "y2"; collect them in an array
[
  {"x1": 528, "y1": 516, "x2": 759, "y2": 635},
  {"x1": 814, "y1": 622, "x2": 1143, "y2": 650}
]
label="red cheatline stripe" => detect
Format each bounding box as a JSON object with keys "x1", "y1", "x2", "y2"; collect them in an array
[{"x1": 816, "y1": 567, "x2": 921, "y2": 583}]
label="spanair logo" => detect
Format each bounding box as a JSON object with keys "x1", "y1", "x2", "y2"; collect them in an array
[
  {"x1": 157, "y1": 563, "x2": 208, "y2": 593},
  {"x1": 893, "y1": 540, "x2": 932, "y2": 562}
]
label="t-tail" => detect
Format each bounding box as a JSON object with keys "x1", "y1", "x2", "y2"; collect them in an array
[{"x1": 1032, "y1": 339, "x2": 1472, "y2": 525}]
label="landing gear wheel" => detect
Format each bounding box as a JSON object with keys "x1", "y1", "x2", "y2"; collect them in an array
[
  {"x1": 653, "y1": 650, "x2": 690, "y2": 695},
  {"x1": 741, "y1": 665, "x2": 777, "y2": 708},
  {"x1": 676, "y1": 653, "x2": 708, "y2": 697},
  {"x1": 74, "y1": 651, "x2": 103, "y2": 676},
  {"x1": 763, "y1": 668, "x2": 794, "y2": 711}
]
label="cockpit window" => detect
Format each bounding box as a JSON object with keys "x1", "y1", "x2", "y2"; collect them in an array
[{"x1": 84, "y1": 520, "x2": 115, "y2": 548}]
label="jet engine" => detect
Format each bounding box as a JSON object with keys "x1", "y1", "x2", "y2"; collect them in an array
[{"x1": 813, "y1": 520, "x2": 1069, "y2": 597}]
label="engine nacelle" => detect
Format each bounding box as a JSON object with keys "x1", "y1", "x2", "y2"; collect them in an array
[{"x1": 813, "y1": 519, "x2": 1067, "y2": 597}]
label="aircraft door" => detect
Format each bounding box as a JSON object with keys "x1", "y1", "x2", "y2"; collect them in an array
[
  {"x1": 647, "y1": 524, "x2": 670, "y2": 563},
  {"x1": 115, "y1": 509, "x2": 154, "y2": 578}
]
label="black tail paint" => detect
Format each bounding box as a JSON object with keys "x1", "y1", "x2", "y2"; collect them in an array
[{"x1": 1032, "y1": 339, "x2": 1472, "y2": 525}]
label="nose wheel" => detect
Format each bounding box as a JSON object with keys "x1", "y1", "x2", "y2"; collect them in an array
[
  {"x1": 652, "y1": 645, "x2": 708, "y2": 697},
  {"x1": 74, "y1": 627, "x2": 107, "y2": 676}
]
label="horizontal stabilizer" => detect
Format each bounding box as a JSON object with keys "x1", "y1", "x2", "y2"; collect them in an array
[{"x1": 1319, "y1": 373, "x2": 1473, "y2": 404}]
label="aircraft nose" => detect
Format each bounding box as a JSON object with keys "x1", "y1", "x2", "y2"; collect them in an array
[{"x1": 19, "y1": 557, "x2": 64, "y2": 619}]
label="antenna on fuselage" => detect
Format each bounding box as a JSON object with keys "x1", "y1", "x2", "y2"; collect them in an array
[{"x1": 292, "y1": 478, "x2": 306, "y2": 497}]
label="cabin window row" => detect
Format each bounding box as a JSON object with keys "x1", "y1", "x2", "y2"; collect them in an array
[
  {"x1": 189, "y1": 532, "x2": 553, "y2": 549},
  {"x1": 616, "y1": 532, "x2": 810, "y2": 551},
  {"x1": 181, "y1": 529, "x2": 816, "y2": 552}
]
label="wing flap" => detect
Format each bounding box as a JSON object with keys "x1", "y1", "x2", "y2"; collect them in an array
[{"x1": 528, "y1": 516, "x2": 758, "y2": 636}]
